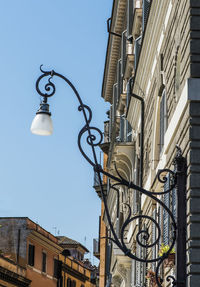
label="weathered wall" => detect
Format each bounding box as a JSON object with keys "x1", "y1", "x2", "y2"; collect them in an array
[{"x1": 0, "y1": 218, "x2": 29, "y2": 267}]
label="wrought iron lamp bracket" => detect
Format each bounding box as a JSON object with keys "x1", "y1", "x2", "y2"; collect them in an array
[{"x1": 34, "y1": 67, "x2": 187, "y2": 287}]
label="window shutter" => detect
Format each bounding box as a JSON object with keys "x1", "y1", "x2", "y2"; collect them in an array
[
  {"x1": 127, "y1": 0, "x2": 134, "y2": 39},
  {"x1": 159, "y1": 90, "x2": 165, "y2": 152},
  {"x1": 54, "y1": 259, "x2": 58, "y2": 278},
  {"x1": 116, "y1": 212, "x2": 124, "y2": 238},
  {"x1": 112, "y1": 84, "x2": 117, "y2": 124},
  {"x1": 136, "y1": 242, "x2": 141, "y2": 285},
  {"x1": 28, "y1": 244, "x2": 35, "y2": 266},
  {"x1": 117, "y1": 59, "x2": 122, "y2": 101},
  {"x1": 158, "y1": 206, "x2": 162, "y2": 248},
  {"x1": 142, "y1": 0, "x2": 151, "y2": 31},
  {"x1": 141, "y1": 225, "x2": 147, "y2": 285},
  {"x1": 67, "y1": 278, "x2": 71, "y2": 287},
  {"x1": 133, "y1": 169, "x2": 138, "y2": 214},
  {"x1": 126, "y1": 87, "x2": 131, "y2": 108},
  {"x1": 54, "y1": 259, "x2": 62, "y2": 279},
  {"x1": 119, "y1": 115, "x2": 125, "y2": 142},
  {"x1": 105, "y1": 243, "x2": 112, "y2": 275},
  {"x1": 172, "y1": 187, "x2": 176, "y2": 218},
  {"x1": 121, "y1": 31, "x2": 127, "y2": 78},
  {"x1": 109, "y1": 107, "x2": 113, "y2": 141},
  {"x1": 163, "y1": 175, "x2": 170, "y2": 245},
  {"x1": 107, "y1": 178, "x2": 110, "y2": 195},
  {"x1": 152, "y1": 209, "x2": 156, "y2": 271},
  {"x1": 42, "y1": 252, "x2": 46, "y2": 273},
  {"x1": 126, "y1": 119, "x2": 132, "y2": 142},
  {"x1": 134, "y1": 36, "x2": 142, "y2": 70}
]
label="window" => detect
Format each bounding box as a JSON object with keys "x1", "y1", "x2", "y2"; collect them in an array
[
  {"x1": 163, "y1": 178, "x2": 170, "y2": 245},
  {"x1": 175, "y1": 46, "x2": 181, "y2": 94},
  {"x1": 126, "y1": 119, "x2": 132, "y2": 142},
  {"x1": 72, "y1": 280, "x2": 76, "y2": 287},
  {"x1": 127, "y1": 0, "x2": 134, "y2": 39},
  {"x1": 142, "y1": 0, "x2": 151, "y2": 31},
  {"x1": 42, "y1": 252, "x2": 46, "y2": 273},
  {"x1": 54, "y1": 258, "x2": 62, "y2": 279},
  {"x1": 28, "y1": 244, "x2": 35, "y2": 266},
  {"x1": 159, "y1": 88, "x2": 167, "y2": 153},
  {"x1": 67, "y1": 278, "x2": 72, "y2": 287}
]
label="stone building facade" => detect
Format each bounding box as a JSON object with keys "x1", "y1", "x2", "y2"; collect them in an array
[{"x1": 99, "y1": 0, "x2": 200, "y2": 286}]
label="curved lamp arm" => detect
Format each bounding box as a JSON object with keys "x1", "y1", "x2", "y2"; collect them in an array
[{"x1": 31, "y1": 66, "x2": 185, "y2": 287}]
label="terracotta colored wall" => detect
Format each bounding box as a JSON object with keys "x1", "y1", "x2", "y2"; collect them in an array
[{"x1": 26, "y1": 238, "x2": 59, "y2": 287}]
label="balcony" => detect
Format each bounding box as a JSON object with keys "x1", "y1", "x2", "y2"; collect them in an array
[
  {"x1": 93, "y1": 171, "x2": 107, "y2": 198},
  {"x1": 93, "y1": 238, "x2": 100, "y2": 259}
]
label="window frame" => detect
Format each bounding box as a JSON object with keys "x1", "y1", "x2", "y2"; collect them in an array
[
  {"x1": 42, "y1": 251, "x2": 47, "y2": 273},
  {"x1": 28, "y1": 243, "x2": 35, "y2": 267}
]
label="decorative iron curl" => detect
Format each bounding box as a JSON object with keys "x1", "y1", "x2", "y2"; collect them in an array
[{"x1": 36, "y1": 65, "x2": 56, "y2": 98}]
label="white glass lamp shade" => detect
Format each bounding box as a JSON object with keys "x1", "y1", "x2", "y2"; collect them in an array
[{"x1": 30, "y1": 113, "x2": 53, "y2": 136}]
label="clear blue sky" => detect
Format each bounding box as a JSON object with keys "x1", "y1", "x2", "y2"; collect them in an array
[{"x1": 0, "y1": 0, "x2": 112, "y2": 264}]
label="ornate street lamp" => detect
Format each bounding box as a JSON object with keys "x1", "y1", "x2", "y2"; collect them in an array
[{"x1": 31, "y1": 66, "x2": 187, "y2": 287}]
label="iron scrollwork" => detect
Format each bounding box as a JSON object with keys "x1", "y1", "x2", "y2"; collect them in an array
[{"x1": 35, "y1": 67, "x2": 186, "y2": 287}]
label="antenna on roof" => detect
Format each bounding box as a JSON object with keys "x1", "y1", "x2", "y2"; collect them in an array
[
  {"x1": 84, "y1": 236, "x2": 86, "y2": 247},
  {"x1": 53, "y1": 227, "x2": 57, "y2": 235}
]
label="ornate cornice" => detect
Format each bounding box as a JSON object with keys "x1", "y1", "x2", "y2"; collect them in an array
[{"x1": 102, "y1": 0, "x2": 127, "y2": 103}]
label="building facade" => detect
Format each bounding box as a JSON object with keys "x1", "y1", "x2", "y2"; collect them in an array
[
  {"x1": 0, "y1": 219, "x2": 97, "y2": 287},
  {"x1": 0, "y1": 217, "x2": 63, "y2": 287},
  {"x1": 0, "y1": 255, "x2": 31, "y2": 287},
  {"x1": 98, "y1": 0, "x2": 200, "y2": 286},
  {"x1": 57, "y1": 236, "x2": 97, "y2": 287}
]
